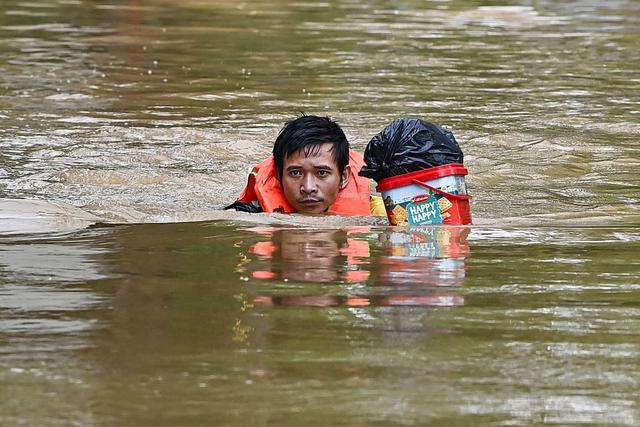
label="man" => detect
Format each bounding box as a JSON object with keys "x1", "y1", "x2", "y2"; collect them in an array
[{"x1": 227, "y1": 115, "x2": 381, "y2": 215}]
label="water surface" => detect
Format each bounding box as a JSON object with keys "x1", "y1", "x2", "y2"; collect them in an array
[
  {"x1": 1, "y1": 0, "x2": 638, "y2": 223},
  {"x1": 2, "y1": 223, "x2": 640, "y2": 425},
  {"x1": 1, "y1": 0, "x2": 639, "y2": 425}
]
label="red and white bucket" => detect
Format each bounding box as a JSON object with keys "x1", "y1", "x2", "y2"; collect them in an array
[{"x1": 376, "y1": 163, "x2": 472, "y2": 226}]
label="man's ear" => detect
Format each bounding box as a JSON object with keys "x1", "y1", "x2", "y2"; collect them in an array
[{"x1": 339, "y1": 165, "x2": 352, "y2": 190}]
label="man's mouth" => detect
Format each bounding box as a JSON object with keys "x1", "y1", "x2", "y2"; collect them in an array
[{"x1": 298, "y1": 198, "x2": 322, "y2": 205}]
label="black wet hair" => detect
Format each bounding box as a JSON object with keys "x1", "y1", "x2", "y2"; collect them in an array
[{"x1": 272, "y1": 115, "x2": 349, "y2": 179}]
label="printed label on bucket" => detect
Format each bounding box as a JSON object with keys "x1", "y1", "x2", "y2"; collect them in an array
[
  {"x1": 384, "y1": 193, "x2": 457, "y2": 226},
  {"x1": 407, "y1": 194, "x2": 443, "y2": 225},
  {"x1": 380, "y1": 168, "x2": 470, "y2": 226}
]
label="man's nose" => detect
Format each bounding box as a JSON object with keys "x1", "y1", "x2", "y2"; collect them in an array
[{"x1": 300, "y1": 174, "x2": 317, "y2": 193}]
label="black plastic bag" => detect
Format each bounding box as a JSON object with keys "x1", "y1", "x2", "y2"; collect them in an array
[{"x1": 359, "y1": 118, "x2": 464, "y2": 182}]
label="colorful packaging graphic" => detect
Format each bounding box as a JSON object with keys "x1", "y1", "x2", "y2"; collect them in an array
[
  {"x1": 407, "y1": 194, "x2": 443, "y2": 225},
  {"x1": 378, "y1": 164, "x2": 472, "y2": 226}
]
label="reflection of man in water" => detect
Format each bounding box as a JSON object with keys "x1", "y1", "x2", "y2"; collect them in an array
[
  {"x1": 269, "y1": 229, "x2": 347, "y2": 282},
  {"x1": 248, "y1": 227, "x2": 469, "y2": 311},
  {"x1": 279, "y1": 229, "x2": 346, "y2": 282}
]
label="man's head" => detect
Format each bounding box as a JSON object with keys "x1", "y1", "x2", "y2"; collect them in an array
[{"x1": 273, "y1": 115, "x2": 351, "y2": 214}]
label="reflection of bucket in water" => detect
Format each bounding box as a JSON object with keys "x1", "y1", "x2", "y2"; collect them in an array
[
  {"x1": 381, "y1": 226, "x2": 470, "y2": 259},
  {"x1": 379, "y1": 256, "x2": 466, "y2": 287},
  {"x1": 377, "y1": 163, "x2": 472, "y2": 226},
  {"x1": 379, "y1": 227, "x2": 470, "y2": 287}
]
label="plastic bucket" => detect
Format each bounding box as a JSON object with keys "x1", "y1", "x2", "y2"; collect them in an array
[{"x1": 376, "y1": 163, "x2": 472, "y2": 226}]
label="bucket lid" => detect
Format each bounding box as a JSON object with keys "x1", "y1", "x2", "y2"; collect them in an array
[{"x1": 376, "y1": 163, "x2": 468, "y2": 192}]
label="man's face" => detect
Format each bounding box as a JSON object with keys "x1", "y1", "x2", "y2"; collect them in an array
[{"x1": 280, "y1": 143, "x2": 350, "y2": 214}]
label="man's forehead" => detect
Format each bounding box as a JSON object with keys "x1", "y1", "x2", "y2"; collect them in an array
[{"x1": 285, "y1": 143, "x2": 338, "y2": 166}]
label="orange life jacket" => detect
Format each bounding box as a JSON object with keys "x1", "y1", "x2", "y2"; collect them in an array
[{"x1": 235, "y1": 150, "x2": 371, "y2": 215}]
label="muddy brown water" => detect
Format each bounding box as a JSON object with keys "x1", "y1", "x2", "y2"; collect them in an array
[{"x1": 1, "y1": 0, "x2": 639, "y2": 425}]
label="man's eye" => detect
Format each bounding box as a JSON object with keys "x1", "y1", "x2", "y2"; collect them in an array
[
  {"x1": 317, "y1": 170, "x2": 330, "y2": 177},
  {"x1": 289, "y1": 170, "x2": 302, "y2": 177}
]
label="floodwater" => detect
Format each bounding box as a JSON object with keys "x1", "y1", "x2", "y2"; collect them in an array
[{"x1": 1, "y1": 0, "x2": 639, "y2": 425}]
